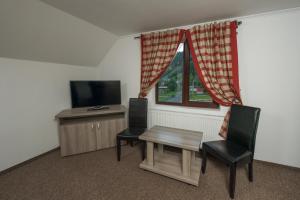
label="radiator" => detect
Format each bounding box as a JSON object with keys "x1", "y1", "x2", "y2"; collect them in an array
[{"x1": 149, "y1": 109, "x2": 224, "y2": 144}]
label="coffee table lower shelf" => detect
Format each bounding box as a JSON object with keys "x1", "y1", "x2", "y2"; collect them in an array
[{"x1": 139, "y1": 150, "x2": 201, "y2": 186}]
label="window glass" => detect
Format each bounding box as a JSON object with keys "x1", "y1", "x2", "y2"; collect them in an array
[
  {"x1": 188, "y1": 55, "x2": 213, "y2": 103},
  {"x1": 157, "y1": 43, "x2": 184, "y2": 103},
  {"x1": 156, "y1": 42, "x2": 217, "y2": 108}
]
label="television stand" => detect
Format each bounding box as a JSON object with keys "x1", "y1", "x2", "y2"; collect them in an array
[
  {"x1": 87, "y1": 105, "x2": 110, "y2": 111},
  {"x1": 55, "y1": 105, "x2": 126, "y2": 156}
]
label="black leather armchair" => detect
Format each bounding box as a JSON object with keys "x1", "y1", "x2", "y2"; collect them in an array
[
  {"x1": 116, "y1": 98, "x2": 148, "y2": 161},
  {"x1": 201, "y1": 104, "x2": 261, "y2": 199}
]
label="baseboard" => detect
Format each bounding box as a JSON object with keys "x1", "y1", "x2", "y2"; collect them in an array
[
  {"x1": 254, "y1": 159, "x2": 300, "y2": 170},
  {"x1": 0, "y1": 146, "x2": 298, "y2": 176},
  {"x1": 0, "y1": 147, "x2": 60, "y2": 176}
]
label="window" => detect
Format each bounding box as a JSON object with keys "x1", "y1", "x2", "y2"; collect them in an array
[{"x1": 156, "y1": 41, "x2": 218, "y2": 108}]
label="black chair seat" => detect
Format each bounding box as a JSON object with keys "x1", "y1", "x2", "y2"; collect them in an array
[
  {"x1": 117, "y1": 128, "x2": 146, "y2": 138},
  {"x1": 203, "y1": 140, "x2": 252, "y2": 164}
]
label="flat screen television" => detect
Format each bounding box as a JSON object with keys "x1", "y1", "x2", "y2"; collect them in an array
[{"x1": 70, "y1": 81, "x2": 121, "y2": 108}]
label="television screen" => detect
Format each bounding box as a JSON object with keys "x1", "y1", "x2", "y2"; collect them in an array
[{"x1": 70, "y1": 81, "x2": 121, "y2": 108}]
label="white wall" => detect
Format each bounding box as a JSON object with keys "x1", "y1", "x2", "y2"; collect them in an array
[
  {"x1": 97, "y1": 8, "x2": 300, "y2": 168},
  {"x1": 97, "y1": 37, "x2": 141, "y2": 106},
  {"x1": 0, "y1": 58, "x2": 97, "y2": 171},
  {"x1": 237, "y1": 9, "x2": 300, "y2": 168}
]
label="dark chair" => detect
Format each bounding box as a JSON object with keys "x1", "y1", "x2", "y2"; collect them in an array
[
  {"x1": 117, "y1": 98, "x2": 148, "y2": 161},
  {"x1": 201, "y1": 104, "x2": 261, "y2": 199}
]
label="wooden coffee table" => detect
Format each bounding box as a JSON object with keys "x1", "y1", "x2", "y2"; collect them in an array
[{"x1": 139, "y1": 126, "x2": 203, "y2": 186}]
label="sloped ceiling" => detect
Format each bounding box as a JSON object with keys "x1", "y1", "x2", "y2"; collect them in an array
[
  {"x1": 40, "y1": 0, "x2": 300, "y2": 36},
  {"x1": 1, "y1": 0, "x2": 300, "y2": 66},
  {"x1": 0, "y1": 0, "x2": 117, "y2": 66}
]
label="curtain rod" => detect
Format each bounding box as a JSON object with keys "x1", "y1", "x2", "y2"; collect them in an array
[{"x1": 134, "y1": 21, "x2": 242, "y2": 39}]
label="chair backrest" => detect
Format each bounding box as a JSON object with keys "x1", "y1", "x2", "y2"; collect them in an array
[
  {"x1": 227, "y1": 104, "x2": 261, "y2": 154},
  {"x1": 128, "y1": 98, "x2": 148, "y2": 129}
]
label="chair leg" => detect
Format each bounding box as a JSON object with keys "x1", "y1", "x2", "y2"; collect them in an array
[
  {"x1": 117, "y1": 137, "x2": 121, "y2": 161},
  {"x1": 248, "y1": 160, "x2": 253, "y2": 182},
  {"x1": 229, "y1": 163, "x2": 236, "y2": 199},
  {"x1": 201, "y1": 148, "x2": 207, "y2": 174},
  {"x1": 130, "y1": 141, "x2": 134, "y2": 147}
]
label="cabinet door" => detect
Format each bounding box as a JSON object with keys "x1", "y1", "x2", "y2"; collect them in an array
[
  {"x1": 96, "y1": 118, "x2": 126, "y2": 149},
  {"x1": 60, "y1": 121, "x2": 97, "y2": 156}
]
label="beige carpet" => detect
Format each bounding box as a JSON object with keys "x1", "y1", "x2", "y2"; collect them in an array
[{"x1": 0, "y1": 146, "x2": 299, "y2": 200}]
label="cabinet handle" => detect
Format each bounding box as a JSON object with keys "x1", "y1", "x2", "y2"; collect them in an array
[
  {"x1": 97, "y1": 123, "x2": 100, "y2": 129},
  {"x1": 91, "y1": 124, "x2": 94, "y2": 129}
]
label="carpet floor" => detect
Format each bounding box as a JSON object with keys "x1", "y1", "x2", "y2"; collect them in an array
[{"x1": 0, "y1": 146, "x2": 299, "y2": 200}]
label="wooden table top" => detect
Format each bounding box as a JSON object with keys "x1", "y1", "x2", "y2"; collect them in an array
[
  {"x1": 139, "y1": 126, "x2": 203, "y2": 151},
  {"x1": 55, "y1": 105, "x2": 126, "y2": 119}
]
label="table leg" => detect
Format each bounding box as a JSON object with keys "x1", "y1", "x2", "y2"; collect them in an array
[
  {"x1": 158, "y1": 144, "x2": 164, "y2": 154},
  {"x1": 147, "y1": 141, "x2": 154, "y2": 166},
  {"x1": 182, "y1": 149, "x2": 191, "y2": 177},
  {"x1": 191, "y1": 151, "x2": 196, "y2": 160}
]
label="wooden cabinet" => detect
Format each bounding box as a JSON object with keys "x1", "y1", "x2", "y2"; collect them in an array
[
  {"x1": 60, "y1": 121, "x2": 97, "y2": 156},
  {"x1": 96, "y1": 118, "x2": 125, "y2": 149},
  {"x1": 56, "y1": 105, "x2": 126, "y2": 156}
]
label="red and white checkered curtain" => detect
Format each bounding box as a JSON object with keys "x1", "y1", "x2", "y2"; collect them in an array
[
  {"x1": 186, "y1": 21, "x2": 242, "y2": 138},
  {"x1": 139, "y1": 29, "x2": 184, "y2": 97}
]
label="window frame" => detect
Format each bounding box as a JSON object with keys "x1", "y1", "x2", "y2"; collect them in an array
[{"x1": 155, "y1": 41, "x2": 219, "y2": 109}]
